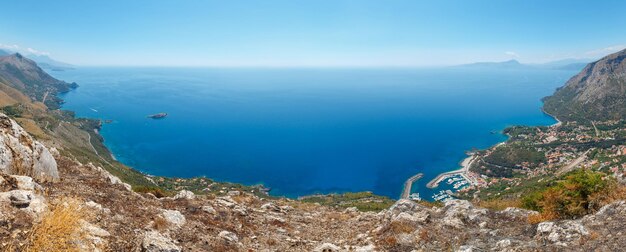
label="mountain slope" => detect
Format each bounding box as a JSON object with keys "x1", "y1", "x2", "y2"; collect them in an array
[
  {"x1": 0, "y1": 53, "x2": 77, "y2": 109},
  {"x1": 543, "y1": 48, "x2": 626, "y2": 122}
]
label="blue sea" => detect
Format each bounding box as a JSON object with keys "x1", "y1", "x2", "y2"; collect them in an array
[{"x1": 53, "y1": 67, "x2": 576, "y2": 199}]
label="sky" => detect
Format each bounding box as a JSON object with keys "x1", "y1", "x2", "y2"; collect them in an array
[{"x1": 1, "y1": 0, "x2": 626, "y2": 67}]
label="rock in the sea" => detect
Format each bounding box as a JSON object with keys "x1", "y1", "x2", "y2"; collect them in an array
[
  {"x1": 0, "y1": 113, "x2": 59, "y2": 182},
  {"x1": 141, "y1": 231, "x2": 181, "y2": 252}
]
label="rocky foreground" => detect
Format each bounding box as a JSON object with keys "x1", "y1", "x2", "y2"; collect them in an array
[{"x1": 1, "y1": 113, "x2": 626, "y2": 251}]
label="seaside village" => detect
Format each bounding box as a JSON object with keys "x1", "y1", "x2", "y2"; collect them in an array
[{"x1": 423, "y1": 120, "x2": 626, "y2": 202}]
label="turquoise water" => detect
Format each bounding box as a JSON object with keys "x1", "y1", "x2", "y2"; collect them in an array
[{"x1": 53, "y1": 67, "x2": 575, "y2": 199}]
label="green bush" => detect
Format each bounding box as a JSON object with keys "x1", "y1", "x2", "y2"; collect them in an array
[{"x1": 522, "y1": 169, "x2": 611, "y2": 219}]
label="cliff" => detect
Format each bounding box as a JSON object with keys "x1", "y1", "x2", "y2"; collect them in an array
[
  {"x1": 0, "y1": 53, "x2": 77, "y2": 109},
  {"x1": 0, "y1": 113, "x2": 58, "y2": 182},
  {"x1": 543, "y1": 48, "x2": 626, "y2": 122}
]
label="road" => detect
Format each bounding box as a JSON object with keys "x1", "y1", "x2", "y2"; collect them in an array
[{"x1": 556, "y1": 149, "x2": 591, "y2": 176}]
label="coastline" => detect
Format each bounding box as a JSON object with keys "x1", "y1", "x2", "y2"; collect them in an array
[{"x1": 426, "y1": 106, "x2": 562, "y2": 195}]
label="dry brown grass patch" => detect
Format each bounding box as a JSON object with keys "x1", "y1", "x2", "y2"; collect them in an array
[
  {"x1": 527, "y1": 212, "x2": 558, "y2": 225},
  {"x1": 152, "y1": 216, "x2": 169, "y2": 231},
  {"x1": 25, "y1": 197, "x2": 93, "y2": 252},
  {"x1": 388, "y1": 221, "x2": 416, "y2": 234},
  {"x1": 476, "y1": 198, "x2": 522, "y2": 211}
]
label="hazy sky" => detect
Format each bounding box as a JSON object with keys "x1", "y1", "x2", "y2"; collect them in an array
[{"x1": 1, "y1": 0, "x2": 626, "y2": 67}]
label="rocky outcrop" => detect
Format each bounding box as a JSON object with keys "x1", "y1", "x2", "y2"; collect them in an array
[
  {"x1": 543, "y1": 48, "x2": 626, "y2": 121},
  {"x1": 141, "y1": 231, "x2": 181, "y2": 252},
  {"x1": 0, "y1": 113, "x2": 58, "y2": 182}
]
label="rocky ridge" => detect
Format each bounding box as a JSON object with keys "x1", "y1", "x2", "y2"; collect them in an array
[{"x1": 543, "y1": 48, "x2": 626, "y2": 121}]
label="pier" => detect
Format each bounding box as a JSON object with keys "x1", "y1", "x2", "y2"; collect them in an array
[
  {"x1": 426, "y1": 155, "x2": 477, "y2": 189},
  {"x1": 400, "y1": 173, "x2": 424, "y2": 199}
]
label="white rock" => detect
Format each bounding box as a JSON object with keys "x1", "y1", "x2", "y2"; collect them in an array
[
  {"x1": 142, "y1": 231, "x2": 181, "y2": 252},
  {"x1": 354, "y1": 244, "x2": 375, "y2": 252},
  {"x1": 456, "y1": 245, "x2": 477, "y2": 252},
  {"x1": 173, "y1": 190, "x2": 195, "y2": 200},
  {"x1": 12, "y1": 175, "x2": 38, "y2": 191},
  {"x1": 215, "y1": 197, "x2": 236, "y2": 208},
  {"x1": 161, "y1": 210, "x2": 186, "y2": 228},
  {"x1": 313, "y1": 242, "x2": 342, "y2": 252},
  {"x1": 265, "y1": 215, "x2": 286, "y2": 224},
  {"x1": 233, "y1": 205, "x2": 248, "y2": 216},
  {"x1": 227, "y1": 190, "x2": 241, "y2": 196},
  {"x1": 495, "y1": 239, "x2": 512, "y2": 248},
  {"x1": 0, "y1": 113, "x2": 59, "y2": 182},
  {"x1": 536, "y1": 220, "x2": 588, "y2": 244},
  {"x1": 201, "y1": 205, "x2": 216, "y2": 214},
  {"x1": 261, "y1": 202, "x2": 281, "y2": 212},
  {"x1": 9, "y1": 190, "x2": 31, "y2": 207},
  {"x1": 218, "y1": 230, "x2": 239, "y2": 243}
]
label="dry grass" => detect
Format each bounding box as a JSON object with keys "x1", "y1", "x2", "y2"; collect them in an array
[
  {"x1": 527, "y1": 212, "x2": 558, "y2": 225},
  {"x1": 25, "y1": 197, "x2": 91, "y2": 252},
  {"x1": 388, "y1": 221, "x2": 416, "y2": 234},
  {"x1": 476, "y1": 198, "x2": 522, "y2": 211},
  {"x1": 152, "y1": 216, "x2": 169, "y2": 231}
]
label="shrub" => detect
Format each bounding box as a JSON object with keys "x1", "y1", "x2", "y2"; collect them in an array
[
  {"x1": 133, "y1": 186, "x2": 169, "y2": 198},
  {"x1": 26, "y1": 198, "x2": 90, "y2": 252},
  {"x1": 522, "y1": 169, "x2": 616, "y2": 220}
]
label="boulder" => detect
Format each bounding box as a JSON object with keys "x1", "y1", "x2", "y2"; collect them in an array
[
  {"x1": 313, "y1": 242, "x2": 342, "y2": 252},
  {"x1": 218, "y1": 230, "x2": 239, "y2": 243},
  {"x1": 9, "y1": 190, "x2": 30, "y2": 208},
  {"x1": 141, "y1": 231, "x2": 181, "y2": 252},
  {"x1": 172, "y1": 190, "x2": 195, "y2": 200},
  {"x1": 536, "y1": 220, "x2": 588, "y2": 245},
  {"x1": 0, "y1": 113, "x2": 58, "y2": 182},
  {"x1": 441, "y1": 200, "x2": 487, "y2": 228},
  {"x1": 161, "y1": 210, "x2": 186, "y2": 228},
  {"x1": 201, "y1": 205, "x2": 216, "y2": 214}
]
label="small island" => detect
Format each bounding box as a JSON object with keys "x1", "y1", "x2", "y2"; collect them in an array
[{"x1": 147, "y1": 112, "x2": 168, "y2": 119}]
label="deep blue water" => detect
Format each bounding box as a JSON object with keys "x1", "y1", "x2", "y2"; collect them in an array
[{"x1": 53, "y1": 67, "x2": 576, "y2": 199}]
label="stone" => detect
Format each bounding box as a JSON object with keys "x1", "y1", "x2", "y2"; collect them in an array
[
  {"x1": 218, "y1": 230, "x2": 238, "y2": 243},
  {"x1": 9, "y1": 190, "x2": 31, "y2": 208},
  {"x1": 12, "y1": 176, "x2": 38, "y2": 191},
  {"x1": 354, "y1": 244, "x2": 375, "y2": 252},
  {"x1": 201, "y1": 205, "x2": 216, "y2": 214},
  {"x1": 456, "y1": 245, "x2": 477, "y2": 252},
  {"x1": 0, "y1": 113, "x2": 59, "y2": 182},
  {"x1": 141, "y1": 231, "x2": 181, "y2": 252},
  {"x1": 499, "y1": 207, "x2": 538, "y2": 219},
  {"x1": 266, "y1": 215, "x2": 286, "y2": 224},
  {"x1": 215, "y1": 197, "x2": 236, "y2": 208},
  {"x1": 172, "y1": 190, "x2": 195, "y2": 200},
  {"x1": 261, "y1": 202, "x2": 281, "y2": 212},
  {"x1": 313, "y1": 242, "x2": 341, "y2": 252},
  {"x1": 536, "y1": 220, "x2": 588, "y2": 244},
  {"x1": 392, "y1": 212, "x2": 426, "y2": 226},
  {"x1": 227, "y1": 190, "x2": 241, "y2": 196},
  {"x1": 161, "y1": 210, "x2": 186, "y2": 228}
]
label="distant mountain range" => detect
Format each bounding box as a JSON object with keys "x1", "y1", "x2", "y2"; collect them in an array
[
  {"x1": 0, "y1": 53, "x2": 77, "y2": 109},
  {"x1": 543, "y1": 48, "x2": 626, "y2": 122},
  {"x1": 457, "y1": 58, "x2": 592, "y2": 71},
  {"x1": 0, "y1": 49, "x2": 74, "y2": 71}
]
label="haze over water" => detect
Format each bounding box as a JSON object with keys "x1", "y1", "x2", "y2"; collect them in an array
[{"x1": 54, "y1": 67, "x2": 576, "y2": 199}]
